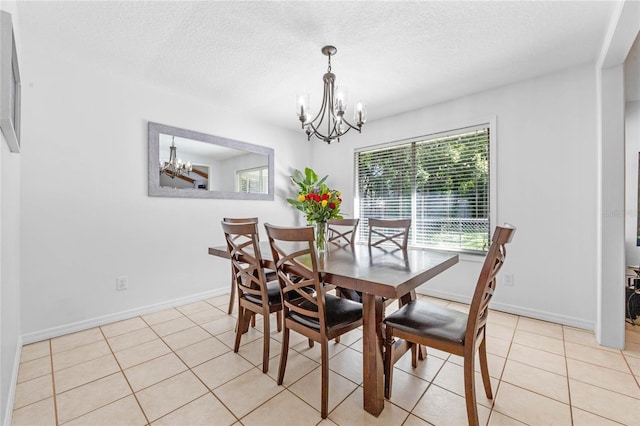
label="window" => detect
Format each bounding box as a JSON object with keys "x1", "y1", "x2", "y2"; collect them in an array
[
  {"x1": 355, "y1": 125, "x2": 491, "y2": 253},
  {"x1": 237, "y1": 166, "x2": 268, "y2": 194}
]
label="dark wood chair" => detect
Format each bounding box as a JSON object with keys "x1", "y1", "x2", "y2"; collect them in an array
[
  {"x1": 223, "y1": 217, "x2": 260, "y2": 315},
  {"x1": 222, "y1": 221, "x2": 282, "y2": 373},
  {"x1": 264, "y1": 223, "x2": 363, "y2": 419},
  {"x1": 340, "y1": 218, "x2": 412, "y2": 303},
  {"x1": 383, "y1": 224, "x2": 516, "y2": 426},
  {"x1": 223, "y1": 217, "x2": 278, "y2": 321},
  {"x1": 368, "y1": 218, "x2": 411, "y2": 251},
  {"x1": 327, "y1": 218, "x2": 359, "y2": 246}
]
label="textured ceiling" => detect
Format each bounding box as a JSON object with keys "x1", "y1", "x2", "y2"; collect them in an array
[{"x1": 16, "y1": 1, "x2": 621, "y2": 131}]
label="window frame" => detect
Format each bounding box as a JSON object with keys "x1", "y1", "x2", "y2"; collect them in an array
[{"x1": 354, "y1": 119, "x2": 497, "y2": 255}]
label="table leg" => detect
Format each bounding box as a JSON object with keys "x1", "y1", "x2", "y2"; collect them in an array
[{"x1": 362, "y1": 293, "x2": 384, "y2": 416}]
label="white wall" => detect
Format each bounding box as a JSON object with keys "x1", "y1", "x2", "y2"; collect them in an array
[
  {"x1": 597, "y1": 65, "x2": 626, "y2": 349},
  {"x1": 596, "y1": 0, "x2": 639, "y2": 349},
  {"x1": 312, "y1": 64, "x2": 599, "y2": 329},
  {"x1": 19, "y1": 43, "x2": 308, "y2": 341},
  {"x1": 0, "y1": 112, "x2": 21, "y2": 426},
  {"x1": 0, "y1": 1, "x2": 22, "y2": 423}
]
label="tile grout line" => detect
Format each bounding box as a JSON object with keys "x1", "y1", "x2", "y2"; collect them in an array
[
  {"x1": 621, "y1": 351, "x2": 640, "y2": 389},
  {"x1": 404, "y1": 352, "x2": 449, "y2": 417},
  {"x1": 180, "y1": 302, "x2": 246, "y2": 425},
  {"x1": 49, "y1": 339, "x2": 60, "y2": 426},
  {"x1": 99, "y1": 320, "x2": 151, "y2": 425},
  {"x1": 235, "y1": 381, "x2": 310, "y2": 422},
  {"x1": 223, "y1": 313, "x2": 369, "y2": 420},
  {"x1": 484, "y1": 314, "x2": 519, "y2": 425},
  {"x1": 138, "y1": 313, "x2": 218, "y2": 423},
  {"x1": 137, "y1": 305, "x2": 243, "y2": 425},
  {"x1": 561, "y1": 324, "x2": 574, "y2": 426},
  {"x1": 563, "y1": 324, "x2": 637, "y2": 425}
]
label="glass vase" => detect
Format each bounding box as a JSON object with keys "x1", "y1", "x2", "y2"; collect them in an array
[{"x1": 314, "y1": 221, "x2": 328, "y2": 254}]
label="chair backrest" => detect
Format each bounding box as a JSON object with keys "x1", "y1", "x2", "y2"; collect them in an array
[
  {"x1": 222, "y1": 221, "x2": 270, "y2": 304},
  {"x1": 368, "y1": 218, "x2": 411, "y2": 251},
  {"x1": 223, "y1": 217, "x2": 259, "y2": 224},
  {"x1": 264, "y1": 224, "x2": 327, "y2": 330},
  {"x1": 327, "y1": 218, "x2": 360, "y2": 246},
  {"x1": 466, "y1": 224, "x2": 516, "y2": 345}
]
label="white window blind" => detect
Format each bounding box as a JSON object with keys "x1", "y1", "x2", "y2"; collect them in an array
[
  {"x1": 237, "y1": 166, "x2": 268, "y2": 194},
  {"x1": 355, "y1": 126, "x2": 490, "y2": 252}
]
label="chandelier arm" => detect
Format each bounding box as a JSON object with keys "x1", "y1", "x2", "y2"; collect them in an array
[
  {"x1": 307, "y1": 100, "x2": 328, "y2": 128},
  {"x1": 306, "y1": 112, "x2": 356, "y2": 143},
  {"x1": 306, "y1": 73, "x2": 333, "y2": 127},
  {"x1": 326, "y1": 80, "x2": 336, "y2": 137},
  {"x1": 306, "y1": 120, "x2": 338, "y2": 143},
  {"x1": 338, "y1": 117, "x2": 362, "y2": 132},
  {"x1": 306, "y1": 122, "x2": 327, "y2": 140}
]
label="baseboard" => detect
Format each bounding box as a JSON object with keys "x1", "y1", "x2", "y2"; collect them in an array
[
  {"x1": 3, "y1": 335, "x2": 22, "y2": 426},
  {"x1": 420, "y1": 289, "x2": 595, "y2": 331},
  {"x1": 21, "y1": 289, "x2": 227, "y2": 345}
]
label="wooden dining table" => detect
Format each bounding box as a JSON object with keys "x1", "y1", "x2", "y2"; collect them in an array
[{"x1": 208, "y1": 242, "x2": 458, "y2": 416}]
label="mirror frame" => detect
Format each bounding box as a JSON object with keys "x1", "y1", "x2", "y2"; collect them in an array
[{"x1": 148, "y1": 122, "x2": 274, "y2": 200}]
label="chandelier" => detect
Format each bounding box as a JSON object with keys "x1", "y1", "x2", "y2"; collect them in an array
[
  {"x1": 159, "y1": 136, "x2": 192, "y2": 179},
  {"x1": 296, "y1": 45, "x2": 367, "y2": 144}
]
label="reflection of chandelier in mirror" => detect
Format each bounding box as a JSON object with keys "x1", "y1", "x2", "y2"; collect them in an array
[
  {"x1": 296, "y1": 45, "x2": 367, "y2": 144},
  {"x1": 159, "y1": 136, "x2": 192, "y2": 178}
]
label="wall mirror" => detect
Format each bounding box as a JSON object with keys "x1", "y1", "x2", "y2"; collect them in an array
[{"x1": 148, "y1": 122, "x2": 274, "y2": 200}]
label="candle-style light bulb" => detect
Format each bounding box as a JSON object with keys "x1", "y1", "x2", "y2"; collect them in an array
[
  {"x1": 296, "y1": 93, "x2": 310, "y2": 123},
  {"x1": 355, "y1": 102, "x2": 367, "y2": 126},
  {"x1": 335, "y1": 87, "x2": 348, "y2": 114}
]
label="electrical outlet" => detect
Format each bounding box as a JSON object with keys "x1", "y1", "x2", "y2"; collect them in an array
[
  {"x1": 504, "y1": 273, "x2": 514, "y2": 286},
  {"x1": 116, "y1": 276, "x2": 128, "y2": 291}
]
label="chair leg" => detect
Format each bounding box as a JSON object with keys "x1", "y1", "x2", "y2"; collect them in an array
[
  {"x1": 384, "y1": 332, "x2": 394, "y2": 399},
  {"x1": 234, "y1": 307, "x2": 246, "y2": 353},
  {"x1": 410, "y1": 343, "x2": 418, "y2": 368},
  {"x1": 320, "y1": 338, "x2": 329, "y2": 419},
  {"x1": 251, "y1": 314, "x2": 256, "y2": 328},
  {"x1": 478, "y1": 337, "x2": 493, "y2": 399},
  {"x1": 228, "y1": 276, "x2": 236, "y2": 315},
  {"x1": 463, "y1": 353, "x2": 479, "y2": 426},
  {"x1": 276, "y1": 311, "x2": 282, "y2": 332},
  {"x1": 411, "y1": 343, "x2": 426, "y2": 366},
  {"x1": 418, "y1": 344, "x2": 426, "y2": 360},
  {"x1": 308, "y1": 338, "x2": 314, "y2": 348},
  {"x1": 277, "y1": 327, "x2": 290, "y2": 385},
  {"x1": 262, "y1": 312, "x2": 270, "y2": 373}
]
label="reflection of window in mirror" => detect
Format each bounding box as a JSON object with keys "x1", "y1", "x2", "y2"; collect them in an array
[{"x1": 237, "y1": 166, "x2": 268, "y2": 194}]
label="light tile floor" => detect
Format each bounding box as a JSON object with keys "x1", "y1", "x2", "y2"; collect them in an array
[{"x1": 11, "y1": 294, "x2": 640, "y2": 425}]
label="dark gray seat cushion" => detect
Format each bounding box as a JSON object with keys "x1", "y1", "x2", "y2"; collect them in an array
[
  {"x1": 383, "y1": 301, "x2": 468, "y2": 344},
  {"x1": 242, "y1": 281, "x2": 282, "y2": 306},
  {"x1": 289, "y1": 293, "x2": 362, "y2": 330}
]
